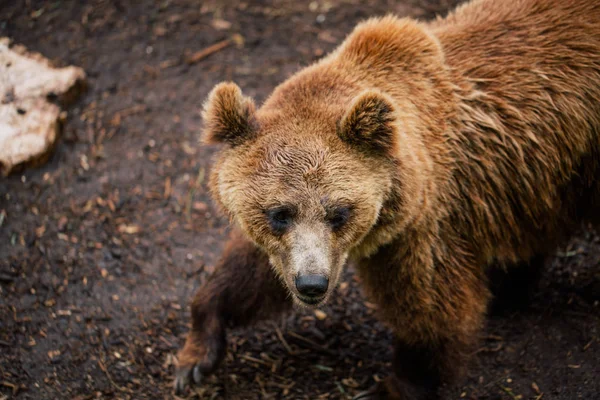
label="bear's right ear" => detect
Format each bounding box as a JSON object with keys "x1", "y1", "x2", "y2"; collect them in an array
[
  {"x1": 202, "y1": 82, "x2": 259, "y2": 146},
  {"x1": 337, "y1": 90, "x2": 398, "y2": 157}
]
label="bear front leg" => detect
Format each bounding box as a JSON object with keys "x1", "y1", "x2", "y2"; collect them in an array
[
  {"x1": 353, "y1": 335, "x2": 477, "y2": 400},
  {"x1": 354, "y1": 232, "x2": 489, "y2": 400},
  {"x1": 174, "y1": 229, "x2": 292, "y2": 394}
]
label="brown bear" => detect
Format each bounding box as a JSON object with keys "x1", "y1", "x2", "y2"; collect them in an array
[{"x1": 174, "y1": 0, "x2": 600, "y2": 398}]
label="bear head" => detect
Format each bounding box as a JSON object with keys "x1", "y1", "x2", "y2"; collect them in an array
[{"x1": 200, "y1": 75, "x2": 435, "y2": 307}]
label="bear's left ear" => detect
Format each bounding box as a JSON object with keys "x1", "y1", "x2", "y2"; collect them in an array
[
  {"x1": 202, "y1": 82, "x2": 259, "y2": 146},
  {"x1": 337, "y1": 90, "x2": 398, "y2": 157}
]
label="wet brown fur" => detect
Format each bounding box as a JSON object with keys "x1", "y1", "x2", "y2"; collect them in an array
[{"x1": 177, "y1": 0, "x2": 600, "y2": 398}]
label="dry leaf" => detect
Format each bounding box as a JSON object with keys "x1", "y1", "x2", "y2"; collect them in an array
[
  {"x1": 118, "y1": 224, "x2": 141, "y2": 234},
  {"x1": 211, "y1": 19, "x2": 232, "y2": 30},
  {"x1": 314, "y1": 310, "x2": 327, "y2": 320}
]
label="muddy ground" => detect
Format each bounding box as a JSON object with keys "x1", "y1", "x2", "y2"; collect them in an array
[{"x1": 1, "y1": 1, "x2": 599, "y2": 399}]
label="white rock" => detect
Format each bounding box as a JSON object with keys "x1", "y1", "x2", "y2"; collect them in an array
[{"x1": 0, "y1": 38, "x2": 86, "y2": 175}]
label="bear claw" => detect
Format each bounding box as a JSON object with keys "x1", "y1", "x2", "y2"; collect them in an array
[
  {"x1": 352, "y1": 392, "x2": 380, "y2": 400},
  {"x1": 174, "y1": 365, "x2": 191, "y2": 395},
  {"x1": 173, "y1": 369, "x2": 188, "y2": 395},
  {"x1": 352, "y1": 383, "x2": 388, "y2": 400},
  {"x1": 193, "y1": 365, "x2": 203, "y2": 384},
  {"x1": 174, "y1": 363, "x2": 205, "y2": 395}
]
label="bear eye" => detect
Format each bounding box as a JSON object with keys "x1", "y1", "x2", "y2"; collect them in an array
[
  {"x1": 266, "y1": 206, "x2": 295, "y2": 234},
  {"x1": 327, "y1": 206, "x2": 351, "y2": 231}
]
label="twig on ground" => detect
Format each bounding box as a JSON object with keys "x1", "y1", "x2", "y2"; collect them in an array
[
  {"x1": 271, "y1": 322, "x2": 296, "y2": 355},
  {"x1": 287, "y1": 331, "x2": 336, "y2": 356},
  {"x1": 97, "y1": 359, "x2": 132, "y2": 393},
  {"x1": 185, "y1": 39, "x2": 232, "y2": 65}
]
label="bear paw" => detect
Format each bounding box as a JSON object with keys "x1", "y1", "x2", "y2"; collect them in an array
[{"x1": 173, "y1": 328, "x2": 226, "y2": 396}]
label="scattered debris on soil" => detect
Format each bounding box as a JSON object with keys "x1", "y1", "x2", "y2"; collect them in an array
[{"x1": 0, "y1": 1, "x2": 598, "y2": 399}]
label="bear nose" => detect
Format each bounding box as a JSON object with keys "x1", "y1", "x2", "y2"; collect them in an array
[{"x1": 295, "y1": 274, "x2": 329, "y2": 298}]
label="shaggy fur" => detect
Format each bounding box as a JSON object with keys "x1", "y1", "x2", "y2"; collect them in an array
[{"x1": 175, "y1": 0, "x2": 600, "y2": 398}]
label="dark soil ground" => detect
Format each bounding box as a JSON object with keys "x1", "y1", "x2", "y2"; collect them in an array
[{"x1": 1, "y1": 1, "x2": 599, "y2": 399}]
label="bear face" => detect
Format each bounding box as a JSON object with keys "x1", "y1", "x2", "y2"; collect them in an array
[{"x1": 202, "y1": 82, "x2": 421, "y2": 306}]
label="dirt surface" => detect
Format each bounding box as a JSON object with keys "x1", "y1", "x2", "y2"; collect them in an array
[{"x1": 0, "y1": 1, "x2": 598, "y2": 399}]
